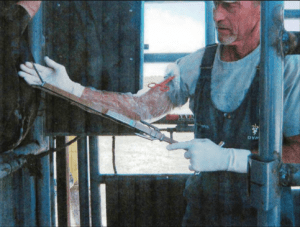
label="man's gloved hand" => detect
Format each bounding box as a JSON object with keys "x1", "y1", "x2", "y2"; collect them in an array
[
  {"x1": 167, "y1": 138, "x2": 251, "y2": 173},
  {"x1": 16, "y1": 1, "x2": 42, "y2": 18},
  {"x1": 18, "y1": 56, "x2": 85, "y2": 97}
]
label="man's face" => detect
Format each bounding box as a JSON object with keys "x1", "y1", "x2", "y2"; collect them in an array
[{"x1": 213, "y1": 1, "x2": 260, "y2": 45}]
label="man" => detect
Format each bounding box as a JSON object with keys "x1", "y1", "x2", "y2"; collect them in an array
[{"x1": 19, "y1": 1, "x2": 300, "y2": 226}]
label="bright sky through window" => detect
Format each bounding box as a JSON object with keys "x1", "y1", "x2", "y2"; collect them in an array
[{"x1": 143, "y1": 1, "x2": 300, "y2": 80}]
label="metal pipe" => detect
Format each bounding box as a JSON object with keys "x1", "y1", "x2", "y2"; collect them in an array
[
  {"x1": 89, "y1": 136, "x2": 102, "y2": 227},
  {"x1": 78, "y1": 136, "x2": 90, "y2": 227},
  {"x1": 0, "y1": 156, "x2": 27, "y2": 179},
  {"x1": 258, "y1": 207, "x2": 281, "y2": 226},
  {"x1": 0, "y1": 140, "x2": 47, "y2": 179},
  {"x1": 97, "y1": 174, "x2": 191, "y2": 184},
  {"x1": 22, "y1": 169, "x2": 37, "y2": 226},
  {"x1": 259, "y1": 1, "x2": 284, "y2": 162},
  {"x1": 284, "y1": 10, "x2": 300, "y2": 19},
  {"x1": 144, "y1": 53, "x2": 189, "y2": 62},
  {"x1": 139, "y1": 1, "x2": 145, "y2": 90},
  {"x1": 36, "y1": 155, "x2": 51, "y2": 226},
  {"x1": 112, "y1": 136, "x2": 118, "y2": 174},
  {"x1": 56, "y1": 136, "x2": 70, "y2": 226},
  {"x1": 49, "y1": 137, "x2": 56, "y2": 227},
  {"x1": 205, "y1": 1, "x2": 215, "y2": 45},
  {"x1": 254, "y1": 2, "x2": 285, "y2": 226},
  {"x1": 28, "y1": 4, "x2": 52, "y2": 225}
]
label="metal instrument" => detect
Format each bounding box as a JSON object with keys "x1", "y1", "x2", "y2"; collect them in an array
[{"x1": 147, "y1": 76, "x2": 175, "y2": 92}]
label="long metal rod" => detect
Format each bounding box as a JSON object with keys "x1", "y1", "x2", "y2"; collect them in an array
[
  {"x1": 89, "y1": 136, "x2": 102, "y2": 226},
  {"x1": 284, "y1": 10, "x2": 300, "y2": 19},
  {"x1": 259, "y1": 1, "x2": 284, "y2": 162},
  {"x1": 144, "y1": 53, "x2": 189, "y2": 62},
  {"x1": 29, "y1": 3, "x2": 52, "y2": 226},
  {"x1": 22, "y1": 167, "x2": 37, "y2": 226},
  {"x1": 205, "y1": 1, "x2": 215, "y2": 45},
  {"x1": 36, "y1": 155, "x2": 51, "y2": 226},
  {"x1": 49, "y1": 137, "x2": 56, "y2": 227},
  {"x1": 78, "y1": 137, "x2": 90, "y2": 227},
  {"x1": 56, "y1": 136, "x2": 70, "y2": 226},
  {"x1": 257, "y1": 2, "x2": 285, "y2": 226},
  {"x1": 139, "y1": 1, "x2": 145, "y2": 89}
]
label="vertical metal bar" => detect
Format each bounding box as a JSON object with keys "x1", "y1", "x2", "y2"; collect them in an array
[
  {"x1": 29, "y1": 3, "x2": 44, "y2": 63},
  {"x1": 205, "y1": 1, "x2": 215, "y2": 45},
  {"x1": 139, "y1": 1, "x2": 145, "y2": 90},
  {"x1": 258, "y1": 1, "x2": 284, "y2": 226},
  {"x1": 56, "y1": 136, "x2": 71, "y2": 226},
  {"x1": 22, "y1": 171, "x2": 37, "y2": 226},
  {"x1": 49, "y1": 137, "x2": 56, "y2": 227},
  {"x1": 89, "y1": 136, "x2": 102, "y2": 226},
  {"x1": 28, "y1": 3, "x2": 51, "y2": 226},
  {"x1": 36, "y1": 155, "x2": 51, "y2": 226},
  {"x1": 78, "y1": 136, "x2": 90, "y2": 227},
  {"x1": 259, "y1": 1, "x2": 284, "y2": 163}
]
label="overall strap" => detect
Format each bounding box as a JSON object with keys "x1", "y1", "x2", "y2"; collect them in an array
[
  {"x1": 200, "y1": 44, "x2": 218, "y2": 78},
  {"x1": 194, "y1": 44, "x2": 218, "y2": 111},
  {"x1": 250, "y1": 66, "x2": 260, "y2": 127}
]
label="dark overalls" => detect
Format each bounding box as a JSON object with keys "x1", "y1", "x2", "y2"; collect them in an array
[{"x1": 182, "y1": 44, "x2": 295, "y2": 226}]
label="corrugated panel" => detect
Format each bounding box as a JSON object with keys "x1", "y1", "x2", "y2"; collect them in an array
[
  {"x1": 44, "y1": 1, "x2": 142, "y2": 136},
  {"x1": 0, "y1": 174, "x2": 15, "y2": 226},
  {"x1": 105, "y1": 174, "x2": 189, "y2": 227},
  {"x1": 0, "y1": 169, "x2": 37, "y2": 226}
]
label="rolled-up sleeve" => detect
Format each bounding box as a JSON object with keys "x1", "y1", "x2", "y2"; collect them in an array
[{"x1": 164, "y1": 48, "x2": 206, "y2": 110}]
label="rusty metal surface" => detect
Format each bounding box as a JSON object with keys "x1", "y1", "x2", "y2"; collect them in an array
[{"x1": 280, "y1": 163, "x2": 300, "y2": 186}]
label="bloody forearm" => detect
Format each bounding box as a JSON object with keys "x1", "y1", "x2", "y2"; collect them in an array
[{"x1": 80, "y1": 85, "x2": 175, "y2": 121}]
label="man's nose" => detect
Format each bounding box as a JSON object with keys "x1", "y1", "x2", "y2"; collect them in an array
[{"x1": 213, "y1": 4, "x2": 226, "y2": 22}]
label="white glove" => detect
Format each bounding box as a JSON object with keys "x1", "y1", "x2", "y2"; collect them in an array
[
  {"x1": 18, "y1": 56, "x2": 85, "y2": 97},
  {"x1": 167, "y1": 138, "x2": 251, "y2": 173}
]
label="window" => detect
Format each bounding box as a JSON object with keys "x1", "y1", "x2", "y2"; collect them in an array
[
  {"x1": 284, "y1": 1, "x2": 300, "y2": 31},
  {"x1": 143, "y1": 1, "x2": 205, "y2": 80}
]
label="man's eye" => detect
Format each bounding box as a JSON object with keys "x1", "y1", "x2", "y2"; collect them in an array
[
  {"x1": 213, "y1": 2, "x2": 231, "y2": 9},
  {"x1": 213, "y1": 2, "x2": 220, "y2": 8},
  {"x1": 222, "y1": 3, "x2": 231, "y2": 9}
]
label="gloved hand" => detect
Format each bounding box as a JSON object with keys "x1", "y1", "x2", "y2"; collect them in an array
[
  {"x1": 16, "y1": 1, "x2": 42, "y2": 18},
  {"x1": 18, "y1": 56, "x2": 85, "y2": 97},
  {"x1": 167, "y1": 138, "x2": 251, "y2": 173}
]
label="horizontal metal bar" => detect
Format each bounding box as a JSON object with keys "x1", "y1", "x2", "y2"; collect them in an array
[
  {"x1": 144, "y1": 53, "x2": 190, "y2": 63},
  {"x1": 0, "y1": 142, "x2": 48, "y2": 179},
  {"x1": 284, "y1": 10, "x2": 300, "y2": 19},
  {"x1": 0, "y1": 157, "x2": 27, "y2": 179},
  {"x1": 97, "y1": 174, "x2": 192, "y2": 184}
]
